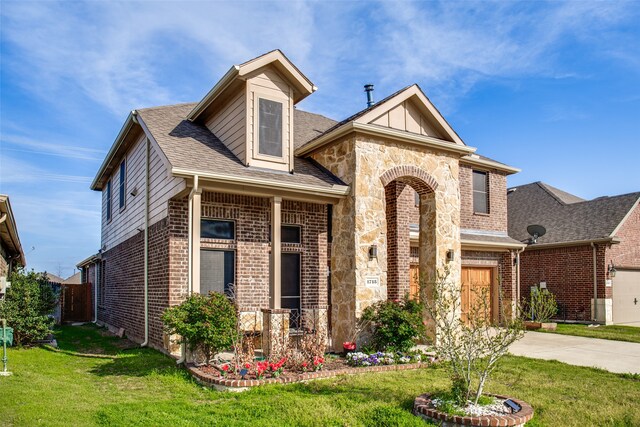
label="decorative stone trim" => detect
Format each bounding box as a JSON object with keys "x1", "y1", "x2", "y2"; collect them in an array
[
  {"x1": 187, "y1": 362, "x2": 429, "y2": 392},
  {"x1": 380, "y1": 165, "x2": 439, "y2": 193},
  {"x1": 413, "y1": 393, "x2": 534, "y2": 427}
]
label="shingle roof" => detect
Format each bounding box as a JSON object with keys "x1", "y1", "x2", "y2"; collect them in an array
[
  {"x1": 508, "y1": 182, "x2": 640, "y2": 245},
  {"x1": 136, "y1": 103, "x2": 345, "y2": 190},
  {"x1": 460, "y1": 231, "x2": 524, "y2": 246}
]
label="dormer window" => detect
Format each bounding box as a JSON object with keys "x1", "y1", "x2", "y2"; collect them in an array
[{"x1": 258, "y1": 98, "x2": 283, "y2": 158}]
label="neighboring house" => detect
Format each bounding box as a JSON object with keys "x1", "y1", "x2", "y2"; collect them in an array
[
  {"x1": 91, "y1": 50, "x2": 523, "y2": 353},
  {"x1": 508, "y1": 182, "x2": 640, "y2": 326},
  {"x1": 0, "y1": 194, "x2": 25, "y2": 282},
  {"x1": 62, "y1": 272, "x2": 82, "y2": 285},
  {"x1": 45, "y1": 272, "x2": 65, "y2": 285}
]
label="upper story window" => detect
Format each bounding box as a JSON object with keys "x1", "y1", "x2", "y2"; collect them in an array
[
  {"x1": 119, "y1": 160, "x2": 126, "y2": 210},
  {"x1": 258, "y1": 98, "x2": 283, "y2": 158},
  {"x1": 201, "y1": 219, "x2": 235, "y2": 240},
  {"x1": 106, "y1": 180, "x2": 112, "y2": 221},
  {"x1": 472, "y1": 170, "x2": 489, "y2": 214}
]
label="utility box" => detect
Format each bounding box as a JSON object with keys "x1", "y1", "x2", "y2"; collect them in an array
[{"x1": 0, "y1": 327, "x2": 13, "y2": 346}]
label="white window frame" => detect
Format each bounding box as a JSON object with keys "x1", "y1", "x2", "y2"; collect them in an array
[
  {"x1": 119, "y1": 158, "x2": 127, "y2": 211},
  {"x1": 253, "y1": 91, "x2": 288, "y2": 164}
]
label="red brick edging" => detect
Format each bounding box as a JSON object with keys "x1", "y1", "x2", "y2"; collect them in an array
[
  {"x1": 413, "y1": 393, "x2": 534, "y2": 427},
  {"x1": 187, "y1": 361, "x2": 429, "y2": 390}
]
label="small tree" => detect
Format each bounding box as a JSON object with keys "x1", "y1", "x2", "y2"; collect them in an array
[
  {"x1": 361, "y1": 298, "x2": 426, "y2": 353},
  {"x1": 525, "y1": 287, "x2": 558, "y2": 323},
  {"x1": 423, "y1": 268, "x2": 524, "y2": 405},
  {"x1": 0, "y1": 269, "x2": 58, "y2": 346},
  {"x1": 162, "y1": 292, "x2": 237, "y2": 364}
]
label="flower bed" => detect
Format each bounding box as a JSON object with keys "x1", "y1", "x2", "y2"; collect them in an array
[
  {"x1": 413, "y1": 393, "x2": 534, "y2": 427},
  {"x1": 346, "y1": 351, "x2": 433, "y2": 367},
  {"x1": 188, "y1": 354, "x2": 434, "y2": 391}
]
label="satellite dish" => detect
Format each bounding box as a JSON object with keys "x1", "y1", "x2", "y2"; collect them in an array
[{"x1": 527, "y1": 225, "x2": 546, "y2": 244}]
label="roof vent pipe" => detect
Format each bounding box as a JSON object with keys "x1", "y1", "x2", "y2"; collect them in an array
[{"x1": 364, "y1": 84, "x2": 374, "y2": 108}]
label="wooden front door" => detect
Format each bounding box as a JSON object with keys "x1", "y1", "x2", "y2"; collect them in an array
[
  {"x1": 461, "y1": 267, "x2": 494, "y2": 324},
  {"x1": 409, "y1": 265, "x2": 420, "y2": 301}
]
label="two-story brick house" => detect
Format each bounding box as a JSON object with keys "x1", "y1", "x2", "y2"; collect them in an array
[{"x1": 89, "y1": 50, "x2": 523, "y2": 353}]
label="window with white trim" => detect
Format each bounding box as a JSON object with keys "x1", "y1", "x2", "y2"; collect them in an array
[
  {"x1": 472, "y1": 170, "x2": 489, "y2": 214},
  {"x1": 119, "y1": 160, "x2": 126, "y2": 210},
  {"x1": 258, "y1": 98, "x2": 283, "y2": 157}
]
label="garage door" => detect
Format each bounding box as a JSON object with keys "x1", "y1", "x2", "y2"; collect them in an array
[{"x1": 613, "y1": 269, "x2": 640, "y2": 326}]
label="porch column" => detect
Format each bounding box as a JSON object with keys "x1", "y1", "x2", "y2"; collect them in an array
[
  {"x1": 270, "y1": 196, "x2": 282, "y2": 309},
  {"x1": 189, "y1": 185, "x2": 202, "y2": 294},
  {"x1": 419, "y1": 192, "x2": 437, "y2": 339}
]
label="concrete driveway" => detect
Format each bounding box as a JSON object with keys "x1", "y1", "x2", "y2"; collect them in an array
[{"x1": 509, "y1": 331, "x2": 640, "y2": 374}]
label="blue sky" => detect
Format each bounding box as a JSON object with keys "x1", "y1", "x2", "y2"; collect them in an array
[{"x1": 1, "y1": 1, "x2": 639, "y2": 277}]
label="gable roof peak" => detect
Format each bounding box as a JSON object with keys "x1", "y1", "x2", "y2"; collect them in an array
[{"x1": 187, "y1": 49, "x2": 316, "y2": 122}]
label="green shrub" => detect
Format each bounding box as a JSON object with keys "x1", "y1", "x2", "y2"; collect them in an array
[
  {"x1": 360, "y1": 299, "x2": 426, "y2": 353},
  {"x1": 0, "y1": 269, "x2": 58, "y2": 346},
  {"x1": 161, "y1": 292, "x2": 237, "y2": 363},
  {"x1": 525, "y1": 288, "x2": 558, "y2": 323}
]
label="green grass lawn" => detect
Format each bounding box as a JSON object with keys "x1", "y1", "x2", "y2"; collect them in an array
[
  {"x1": 540, "y1": 323, "x2": 640, "y2": 344},
  {"x1": 1, "y1": 325, "x2": 639, "y2": 426}
]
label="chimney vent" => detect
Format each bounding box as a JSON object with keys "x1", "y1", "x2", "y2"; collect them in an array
[{"x1": 364, "y1": 84, "x2": 374, "y2": 108}]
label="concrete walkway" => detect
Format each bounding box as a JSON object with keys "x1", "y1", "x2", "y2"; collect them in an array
[{"x1": 509, "y1": 331, "x2": 640, "y2": 374}]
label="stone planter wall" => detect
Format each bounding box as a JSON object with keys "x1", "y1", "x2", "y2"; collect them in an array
[{"x1": 413, "y1": 393, "x2": 534, "y2": 427}]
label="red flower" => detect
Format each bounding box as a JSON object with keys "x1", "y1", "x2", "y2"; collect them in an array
[
  {"x1": 221, "y1": 364, "x2": 229, "y2": 372},
  {"x1": 245, "y1": 363, "x2": 251, "y2": 369},
  {"x1": 302, "y1": 362, "x2": 308, "y2": 367}
]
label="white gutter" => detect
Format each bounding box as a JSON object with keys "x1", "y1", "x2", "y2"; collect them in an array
[
  {"x1": 91, "y1": 112, "x2": 136, "y2": 191},
  {"x1": 460, "y1": 154, "x2": 521, "y2": 175},
  {"x1": 591, "y1": 242, "x2": 598, "y2": 323},
  {"x1": 524, "y1": 237, "x2": 618, "y2": 250},
  {"x1": 171, "y1": 167, "x2": 350, "y2": 198},
  {"x1": 295, "y1": 121, "x2": 477, "y2": 157}
]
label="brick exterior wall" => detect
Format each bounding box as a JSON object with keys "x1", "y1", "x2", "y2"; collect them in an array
[
  {"x1": 169, "y1": 191, "x2": 328, "y2": 314},
  {"x1": 519, "y1": 244, "x2": 609, "y2": 322},
  {"x1": 607, "y1": 203, "x2": 640, "y2": 269},
  {"x1": 386, "y1": 182, "x2": 414, "y2": 300},
  {"x1": 98, "y1": 218, "x2": 170, "y2": 349},
  {"x1": 459, "y1": 164, "x2": 508, "y2": 232}
]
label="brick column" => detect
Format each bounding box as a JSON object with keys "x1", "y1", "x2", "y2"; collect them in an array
[
  {"x1": 261, "y1": 308, "x2": 290, "y2": 359},
  {"x1": 189, "y1": 186, "x2": 202, "y2": 294}
]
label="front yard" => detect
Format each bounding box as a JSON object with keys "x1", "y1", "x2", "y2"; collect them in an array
[
  {"x1": 1, "y1": 325, "x2": 639, "y2": 426},
  {"x1": 541, "y1": 323, "x2": 640, "y2": 344}
]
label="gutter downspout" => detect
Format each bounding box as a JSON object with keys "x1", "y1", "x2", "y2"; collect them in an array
[
  {"x1": 591, "y1": 242, "x2": 598, "y2": 323},
  {"x1": 515, "y1": 247, "x2": 525, "y2": 305},
  {"x1": 93, "y1": 260, "x2": 98, "y2": 323},
  {"x1": 177, "y1": 174, "x2": 199, "y2": 364}
]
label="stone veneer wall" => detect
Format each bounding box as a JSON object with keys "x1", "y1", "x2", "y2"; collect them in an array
[{"x1": 312, "y1": 134, "x2": 462, "y2": 349}]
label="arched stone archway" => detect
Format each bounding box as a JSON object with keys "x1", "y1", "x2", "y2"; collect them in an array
[
  {"x1": 382, "y1": 166, "x2": 438, "y2": 301},
  {"x1": 310, "y1": 135, "x2": 462, "y2": 351}
]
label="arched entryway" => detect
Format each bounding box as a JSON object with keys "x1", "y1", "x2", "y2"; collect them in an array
[{"x1": 381, "y1": 166, "x2": 438, "y2": 302}]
